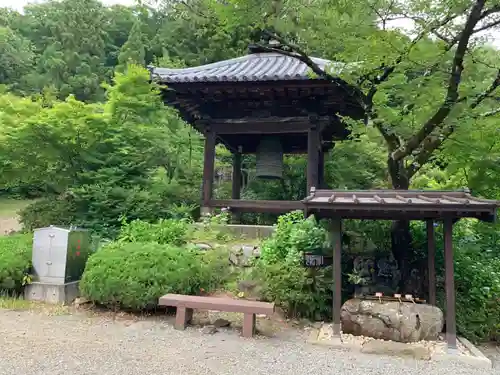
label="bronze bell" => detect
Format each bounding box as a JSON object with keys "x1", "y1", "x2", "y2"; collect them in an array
[{"x1": 255, "y1": 136, "x2": 283, "y2": 179}]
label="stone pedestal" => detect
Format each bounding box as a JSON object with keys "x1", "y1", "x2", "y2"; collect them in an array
[{"x1": 24, "y1": 281, "x2": 80, "y2": 304}]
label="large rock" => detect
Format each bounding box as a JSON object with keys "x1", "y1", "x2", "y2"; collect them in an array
[
  {"x1": 341, "y1": 298, "x2": 443, "y2": 342},
  {"x1": 229, "y1": 245, "x2": 260, "y2": 267}
]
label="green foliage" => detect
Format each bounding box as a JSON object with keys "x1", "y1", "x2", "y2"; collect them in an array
[
  {"x1": 5, "y1": 65, "x2": 200, "y2": 236},
  {"x1": 254, "y1": 211, "x2": 332, "y2": 319},
  {"x1": 19, "y1": 197, "x2": 77, "y2": 231},
  {"x1": 116, "y1": 20, "x2": 146, "y2": 72},
  {"x1": 260, "y1": 211, "x2": 327, "y2": 265},
  {"x1": 256, "y1": 259, "x2": 333, "y2": 320},
  {"x1": 80, "y1": 241, "x2": 228, "y2": 310},
  {"x1": 117, "y1": 218, "x2": 189, "y2": 246},
  {"x1": 0, "y1": 234, "x2": 32, "y2": 293},
  {"x1": 454, "y1": 249, "x2": 500, "y2": 342},
  {"x1": 0, "y1": 26, "x2": 34, "y2": 90}
]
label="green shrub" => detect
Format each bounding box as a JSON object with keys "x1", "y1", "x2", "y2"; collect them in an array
[
  {"x1": 260, "y1": 210, "x2": 327, "y2": 266},
  {"x1": 80, "y1": 241, "x2": 229, "y2": 310},
  {"x1": 255, "y1": 258, "x2": 333, "y2": 320},
  {"x1": 454, "y1": 249, "x2": 500, "y2": 342},
  {"x1": 19, "y1": 197, "x2": 77, "y2": 231},
  {"x1": 117, "y1": 218, "x2": 189, "y2": 246},
  {"x1": 253, "y1": 211, "x2": 332, "y2": 320},
  {"x1": 0, "y1": 234, "x2": 32, "y2": 292}
]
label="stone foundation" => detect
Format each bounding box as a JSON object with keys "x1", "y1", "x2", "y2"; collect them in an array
[
  {"x1": 308, "y1": 323, "x2": 492, "y2": 368},
  {"x1": 24, "y1": 281, "x2": 80, "y2": 304}
]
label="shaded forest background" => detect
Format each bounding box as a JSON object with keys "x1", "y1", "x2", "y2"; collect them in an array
[{"x1": 1, "y1": 0, "x2": 498, "y2": 229}]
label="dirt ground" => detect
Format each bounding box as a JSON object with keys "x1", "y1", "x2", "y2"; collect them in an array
[{"x1": 0, "y1": 216, "x2": 22, "y2": 235}]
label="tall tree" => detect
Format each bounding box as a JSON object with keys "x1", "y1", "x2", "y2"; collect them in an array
[
  {"x1": 116, "y1": 20, "x2": 146, "y2": 72},
  {"x1": 201, "y1": 0, "x2": 500, "y2": 288},
  {"x1": 0, "y1": 26, "x2": 34, "y2": 90},
  {"x1": 19, "y1": 0, "x2": 110, "y2": 101}
]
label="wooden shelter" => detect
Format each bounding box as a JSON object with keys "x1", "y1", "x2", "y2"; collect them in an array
[
  {"x1": 303, "y1": 188, "x2": 499, "y2": 349},
  {"x1": 149, "y1": 43, "x2": 365, "y2": 213}
]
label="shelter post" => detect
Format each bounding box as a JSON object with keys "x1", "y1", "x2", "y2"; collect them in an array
[
  {"x1": 201, "y1": 129, "x2": 216, "y2": 215},
  {"x1": 329, "y1": 218, "x2": 342, "y2": 336},
  {"x1": 426, "y1": 220, "x2": 436, "y2": 306},
  {"x1": 231, "y1": 150, "x2": 242, "y2": 223},
  {"x1": 231, "y1": 151, "x2": 242, "y2": 200},
  {"x1": 318, "y1": 149, "x2": 325, "y2": 189},
  {"x1": 307, "y1": 125, "x2": 320, "y2": 194},
  {"x1": 443, "y1": 218, "x2": 457, "y2": 350}
]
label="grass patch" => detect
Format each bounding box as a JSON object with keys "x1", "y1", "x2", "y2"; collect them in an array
[
  {"x1": 0, "y1": 294, "x2": 70, "y2": 315},
  {"x1": 0, "y1": 198, "x2": 34, "y2": 217}
]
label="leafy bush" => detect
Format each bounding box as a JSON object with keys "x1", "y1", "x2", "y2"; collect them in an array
[
  {"x1": 19, "y1": 197, "x2": 77, "y2": 231},
  {"x1": 411, "y1": 219, "x2": 500, "y2": 342},
  {"x1": 260, "y1": 210, "x2": 327, "y2": 266},
  {"x1": 253, "y1": 211, "x2": 332, "y2": 320},
  {"x1": 118, "y1": 218, "x2": 189, "y2": 246},
  {"x1": 256, "y1": 259, "x2": 333, "y2": 320},
  {"x1": 454, "y1": 250, "x2": 500, "y2": 342},
  {"x1": 0, "y1": 234, "x2": 32, "y2": 292},
  {"x1": 80, "y1": 241, "x2": 229, "y2": 310}
]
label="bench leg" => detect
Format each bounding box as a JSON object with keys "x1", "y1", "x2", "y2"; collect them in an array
[
  {"x1": 175, "y1": 307, "x2": 193, "y2": 330},
  {"x1": 242, "y1": 313, "x2": 256, "y2": 338}
]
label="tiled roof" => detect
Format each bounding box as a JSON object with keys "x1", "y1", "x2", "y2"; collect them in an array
[
  {"x1": 303, "y1": 189, "x2": 499, "y2": 222},
  {"x1": 149, "y1": 52, "x2": 349, "y2": 83}
]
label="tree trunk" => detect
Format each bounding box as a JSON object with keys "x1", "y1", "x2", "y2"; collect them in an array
[{"x1": 388, "y1": 157, "x2": 413, "y2": 293}]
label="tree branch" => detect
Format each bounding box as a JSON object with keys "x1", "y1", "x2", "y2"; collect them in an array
[
  {"x1": 481, "y1": 108, "x2": 500, "y2": 117},
  {"x1": 391, "y1": 0, "x2": 487, "y2": 162},
  {"x1": 407, "y1": 68, "x2": 500, "y2": 177}
]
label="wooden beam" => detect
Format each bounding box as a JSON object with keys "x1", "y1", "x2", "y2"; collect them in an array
[
  {"x1": 209, "y1": 199, "x2": 303, "y2": 214},
  {"x1": 307, "y1": 127, "x2": 320, "y2": 194},
  {"x1": 426, "y1": 220, "x2": 436, "y2": 306},
  {"x1": 443, "y1": 218, "x2": 457, "y2": 350},
  {"x1": 201, "y1": 131, "x2": 216, "y2": 212},
  {"x1": 211, "y1": 121, "x2": 310, "y2": 135}
]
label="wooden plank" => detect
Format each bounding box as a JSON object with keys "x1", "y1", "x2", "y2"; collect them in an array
[{"x1": 159, "y1": 294, "x2": 274, "y2": 315}]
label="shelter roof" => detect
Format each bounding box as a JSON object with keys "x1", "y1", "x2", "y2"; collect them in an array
[
  {"x1": 149, "y1": 52, "x2": 349, "y2": 83},
  {"x1": 303, "y1": 189, "x2": 499, "y2": 222}
]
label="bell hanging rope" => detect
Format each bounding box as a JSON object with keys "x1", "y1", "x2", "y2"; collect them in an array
[{"x1": 255, "y1": 136, "x2": 284, "y2": 179}]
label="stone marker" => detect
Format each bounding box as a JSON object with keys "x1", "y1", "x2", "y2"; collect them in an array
[
  {"x1": 213, "y1": 318, "x2": 231, "y2": 328},
  {"x1": 229, "y1": 245, "x2": 260, "y2": 266},
  {"x1": 202, "y1": 325, "x2": 218, "y2": 335}
]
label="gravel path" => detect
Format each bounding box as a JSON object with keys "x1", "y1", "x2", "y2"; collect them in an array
[{"x1": 0, "y1": 309, "x2": 497, "y2": 375}]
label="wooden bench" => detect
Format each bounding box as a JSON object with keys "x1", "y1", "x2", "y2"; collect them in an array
[{"x1": 158, "y1": 294, "x2": 275, "y2": 337}]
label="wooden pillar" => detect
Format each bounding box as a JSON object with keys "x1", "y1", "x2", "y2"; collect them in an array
[
  {"x1": 231, "y1": 151, "x2": 242, "y2": 200},
  {"x1": 201, "y1": 130, "x2": 216, "y2": 214},
  {"x1": 444, "y1": 218, "x2": 457, "y2": 350},
  {"x1": 318, "y1": 149, "x2": 325, "y2": 189},
  {"x1": 231, "y1": 151, "x2": 242, "y2": 223},
  {"x1": 426, "y1": 220, "x2": 436, "y2": 306},
  {"x1": 307, "y1": 127, "x2": 319, "y2": 194},
  {"x1": 330, "y1": 219, "x2": 342, "y2": 335}
]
